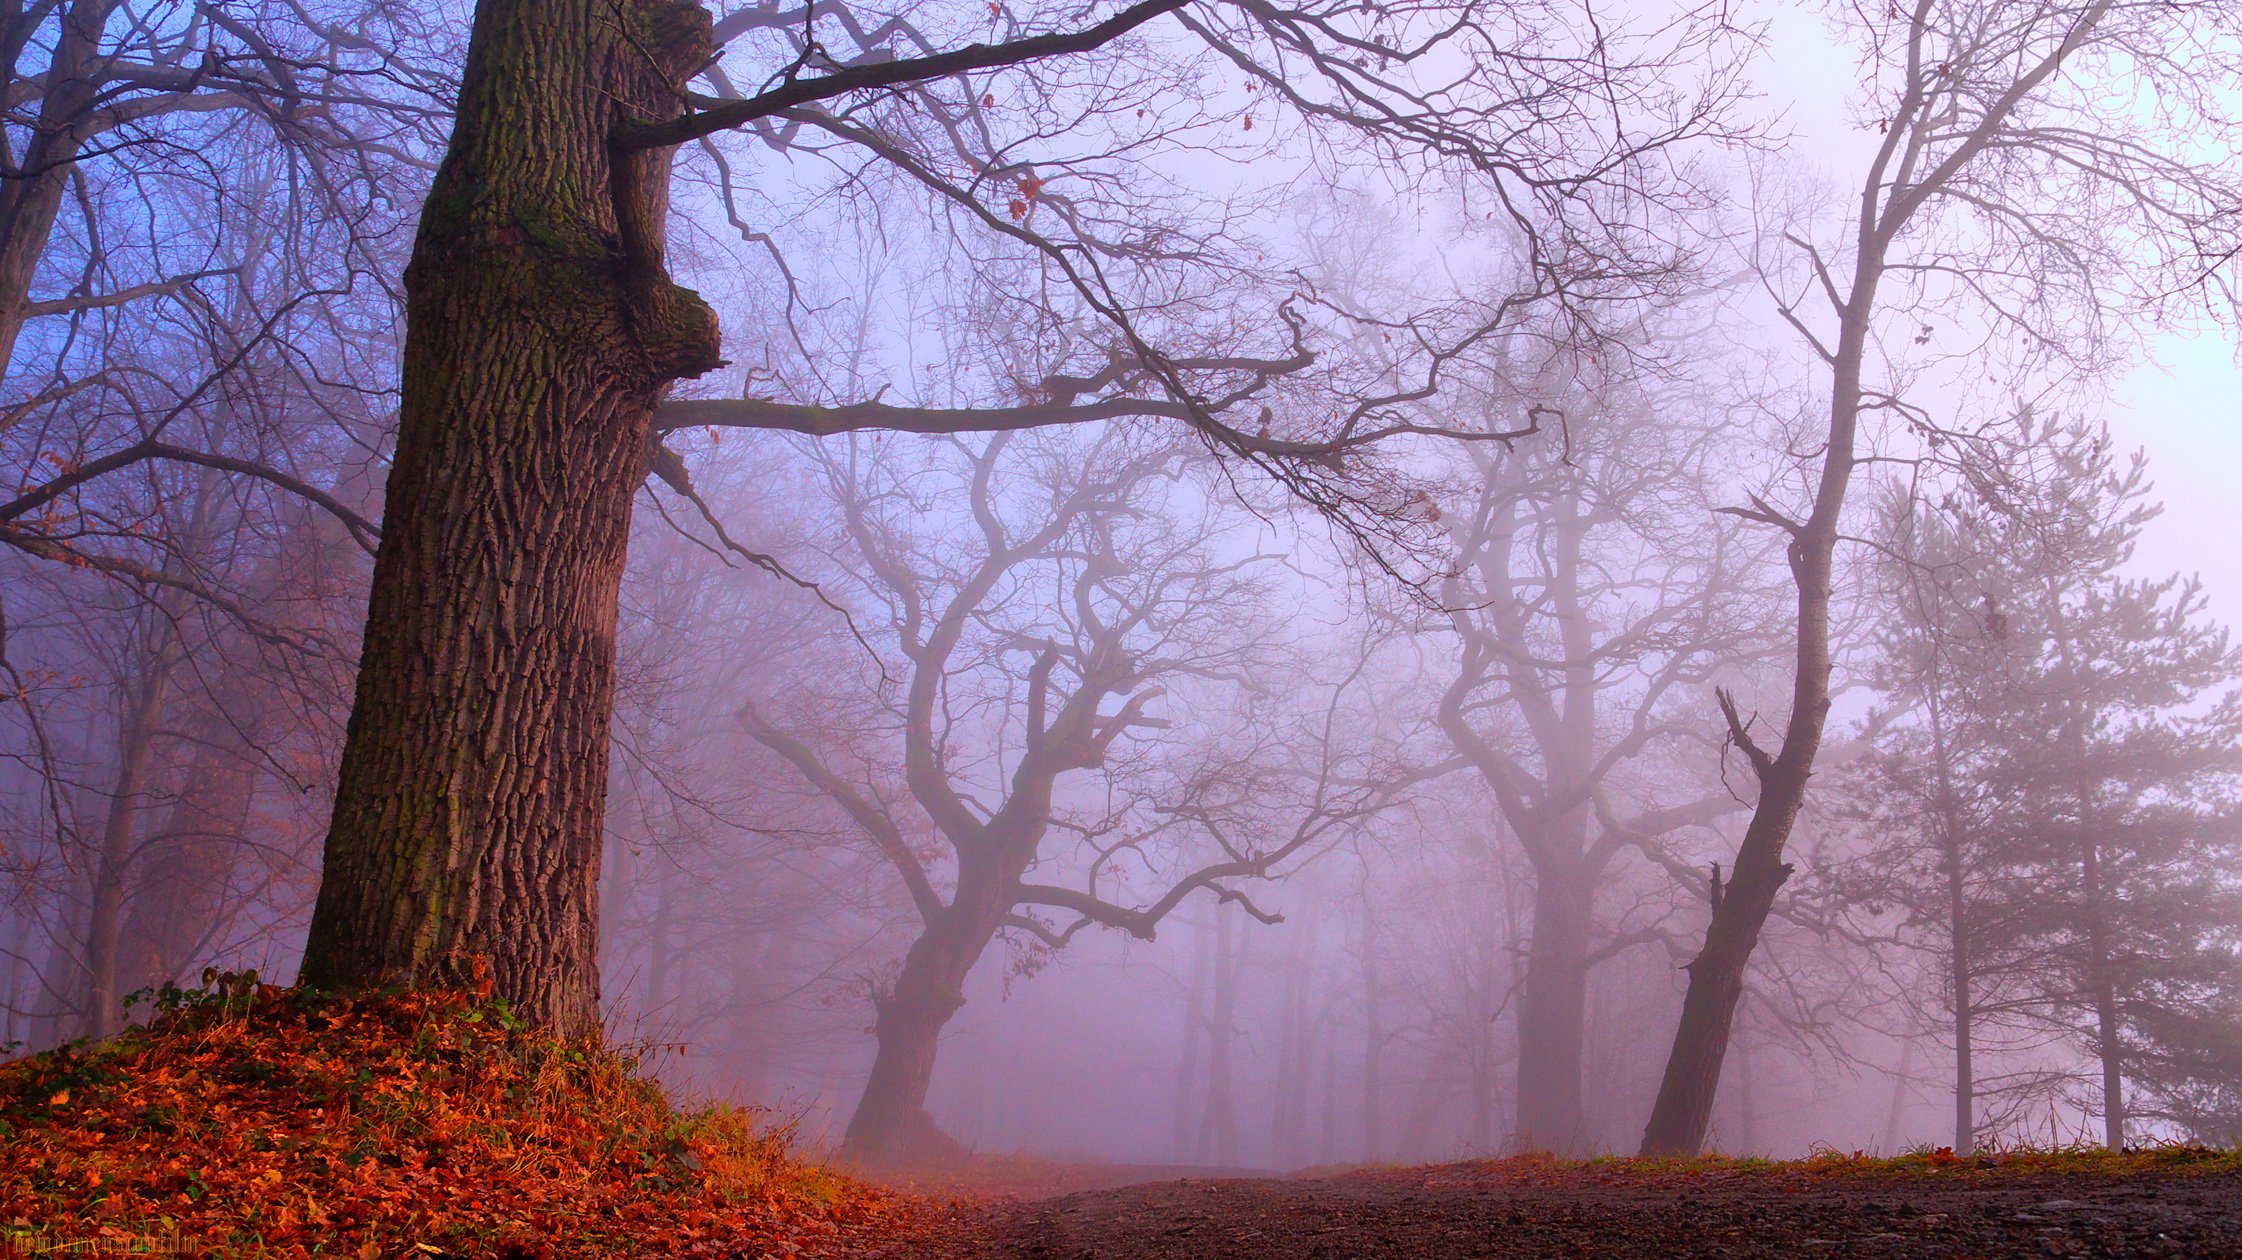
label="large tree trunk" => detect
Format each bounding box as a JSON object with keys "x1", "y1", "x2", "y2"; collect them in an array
[
  {"x1": 297, "y1": 0, "x2": 720, "y2": 1031},
  {"x1": 844, "y1": 928, "x2": 978, "y2": 1164},
  {"x1": 1513, "y1": 854, "x2": 1592, "y2": 1154}
]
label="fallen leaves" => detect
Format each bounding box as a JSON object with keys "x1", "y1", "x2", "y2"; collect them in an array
[{"x1": 1, "y1": 985, "x2": 903, "y2": 1257}]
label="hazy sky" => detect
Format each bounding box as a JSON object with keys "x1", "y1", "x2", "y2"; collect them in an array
[{"x1": 2118, "y1": 337, "x2": 2242, "y2": 625}]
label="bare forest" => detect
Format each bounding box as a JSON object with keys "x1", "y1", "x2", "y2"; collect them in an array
[{"x1": 8, "y1": 0, "x2": 2242, "y2": 1253}]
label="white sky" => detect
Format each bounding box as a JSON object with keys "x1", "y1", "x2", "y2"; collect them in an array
[{"x1": 2116, "y1": 335, "x2": 2242, "y2": 625}]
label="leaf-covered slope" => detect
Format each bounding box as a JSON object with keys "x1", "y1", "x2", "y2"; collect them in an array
[{"x1": 0, "y1": 981, "x2": 900, "y2": 1257}]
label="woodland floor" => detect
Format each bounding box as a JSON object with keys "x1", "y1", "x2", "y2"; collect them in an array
[
  {"x1": 10, "y1": 995, "x2": 2242, "y2": 1258},
  {"x1": 843, "y1": 1155, "x2": 2242, "y2": 1259}
]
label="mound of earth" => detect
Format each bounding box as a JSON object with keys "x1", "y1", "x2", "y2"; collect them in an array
[{"x1": 0, "y1": 979, "x2": 907, "y2": 1258}]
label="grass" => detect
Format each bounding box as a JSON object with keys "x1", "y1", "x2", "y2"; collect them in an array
[
  {"x1": 850, "y1": 1140, "x2": 2242, "y2": 1207},
  {"x1": 1416, "y1": 1141, "x2": 2242, "y2": 1187},
  {"x1": 0, "y1": 977, "x2": 904, "y2": 1257}
]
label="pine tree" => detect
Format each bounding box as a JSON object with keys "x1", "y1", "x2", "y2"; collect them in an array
[{"x1": 1840, "y1": 411, "x2": 2242, "y2": 1149}]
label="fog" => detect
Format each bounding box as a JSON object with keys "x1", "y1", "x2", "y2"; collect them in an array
[{"x1": 8, "y1": 0, "x2": 2242, "y2": 1176}]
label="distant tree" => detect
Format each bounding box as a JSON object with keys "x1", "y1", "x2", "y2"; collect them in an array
[
  {"x1": 1431, "y1": 347, "x2": 1765, "y2": 1153},
  {"x1": 592, "y1": 486, "x2": 891, "y2": 1089},
  {"x1": 740, "y1": 429, "x2": 1388, "y2": 1162},
  {"x1": 1835, "y1": 411, "x2": 2242, "y2": 1150},
  {"x1": 0, "y1": 0, "x2": 445, "y2": 381},
  {"x1": 0, "y1": 0, "x2": 432, "y2": 597},
  {"x1": 1827, "y1": 483, "x2": 2007, "y2": 1153},
  {"x1": 1, "y1": 204, "x2": 384, "y2": 1042}
]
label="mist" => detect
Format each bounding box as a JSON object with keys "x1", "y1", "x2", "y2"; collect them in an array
[{"x1": 9, "y1": 0, "x2": 2242, "y2": 1204}]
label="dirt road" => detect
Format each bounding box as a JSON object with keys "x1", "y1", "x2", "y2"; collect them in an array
[{"x1": 854, "y1": 1161, "x2": 2242, "y2": 1258}]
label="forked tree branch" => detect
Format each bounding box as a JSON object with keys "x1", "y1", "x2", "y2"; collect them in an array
[{"x1": 613, "y1": 0, "x2": 1191, "y2": 149}]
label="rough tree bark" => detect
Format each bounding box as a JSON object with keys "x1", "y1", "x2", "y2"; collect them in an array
[{"x1": 297, "y1": 0, "x2": 721, "y2": 1031}]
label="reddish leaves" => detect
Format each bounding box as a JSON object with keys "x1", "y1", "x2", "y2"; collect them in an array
[{"x1": 0, "y1": 988, "x2": 899, "y2": 1257}]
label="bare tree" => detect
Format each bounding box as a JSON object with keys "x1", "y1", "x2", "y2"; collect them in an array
[
  {"x1": 1640, "y1": 0, "x2": 2242, "y2": 1154},
  {"x1": 738, "y1": 427, "x2": 1387, "y2": 1161},
  {"x1": 1431, "y1": 343, "x2": 1766, "y2": 1152},
  {"x1": 0, "y1": 8, "x2": 433, "y2": 1037},
  {"x1": 0, "y1": 0, "x2": 438, "y2": 597}
]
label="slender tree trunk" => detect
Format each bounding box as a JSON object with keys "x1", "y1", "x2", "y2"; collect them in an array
[
  {"x1": 1640, "y1": 344, "x2": 1857, "y2": 1154},
  {"x1": 1200, "y1": 910, "x2": 1242, "y2": 1166},
  {"x1": 1319, "y1": 998, "x2": 1342, "y2": 1165},
  {"x1": 1880, "y1": 1039, "x2": 1913, "y2": 1154},
  {"x1": 1946, "y1": 818, "x2": 1975, "y2": 1152},
  {"x1": 114, "y1": 723, "x2": 259, "y2": 995},
  {"x1": 1472, "y1": 1048, "x2": 1494, "y2": 1152},
  {"x1": 82, "y1": 661, "x2": 172, "y2": 1039},
  {"x1": 1173, "y1": 915, "x2": 1210, "y2": 1164},
  {"x1": 644, "y1": 863, "x2": 680, "y2": 1018},
  {"x1": 298, "y1": 0, "x2": 721, "y2": 1031},
  {"x1": 2042, "y1": 601, "x2": 2125, "y2": 1151},
  {"x1": 1638, "y1": 756, "x2": 1814, "y2": 1155},
  {"x1": 1912, "y1": 665, "x2": 1976, "y2": 1153},
  {"x1": 2082, "y1": 837, "x2": 2125, "y2": 1149},
  {"x1": 1270, "y1": 925, "x2": 1308, "y2": 1163},
  {"x1": 1361, "y1": 913, "x2": 1384, "y2": 1163},
  {"x1": 1638, "y1": 611, "x2": 1831, "y2": 1153},
  {"x1": 1513, "y1": 857, "x2": 1592, "y2": 1154},
  {"x1": 3, "y1": 909, "x2": 23, "y2": 1049}
]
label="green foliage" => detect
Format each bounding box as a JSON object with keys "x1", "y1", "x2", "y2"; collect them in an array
[{"x1": 1833, "y1": 408, "x2": 2242, "y2": 1144}]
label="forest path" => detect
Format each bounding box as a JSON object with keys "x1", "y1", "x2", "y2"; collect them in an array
[{"x1": 857, "y1": 1162, "x2": 2242, "y2": 1258}]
